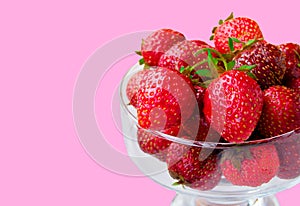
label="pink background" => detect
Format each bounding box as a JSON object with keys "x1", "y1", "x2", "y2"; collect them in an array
[{"x1": 1, "y1": 0, "x2": 300, "y2": 205}]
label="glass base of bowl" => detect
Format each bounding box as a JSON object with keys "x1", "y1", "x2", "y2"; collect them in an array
[{"x1": 171, "y1": 194, "x2": 280, "y2": 206}]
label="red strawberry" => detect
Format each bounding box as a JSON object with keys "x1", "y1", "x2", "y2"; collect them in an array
[
  {"x1": 194, "y1": 85, "x2": 207, "y2": 109},
  {"x1": 126, "y1": 70, "x2": 148, "y2": 107},
  {"x1": 136, "y1": 67, "x2": 197, "y2": 130},
  {"x1": 158, "y1": 40, "x2": 209, "y2": 70},
  {"x1": 275, "y1": 132, "x2": 300, "y2": 179},
  {"x1": 167, "y1": 142, "x2": 221, "y2": 190},
  {"x1": 221, "y1": 144, "x2": 279, "y2": 187},
  {"x1": 257, "y1": 85, "x2": 300, "y2": 138},
  {"x1": 278, "y1": 43, "x2": 300, "y2": 81},
  {"x1": 233, "y1": 41, "x2": 286, "y2": 90},
  {"x1": 158, "y1": 40, "x2": 215, "y2": 82},
  {"x1": 140, "y1": 29, "x2": 185, "y2": 66},
  {"x1": 212, "y1": 14, "x2": 263, "y2": 54},
  {"x1": 285, "y1": 78, "x2": 300, "y2": 91},
  {"x1": 137, "y1": 125, "x2": 181, "y2": 161},
  {"x1": 182, "y1": 107, "x2": 221, "y2": 143},
  {"x1": 203, "y1": 70, "x2": 263, "y2": 143}
]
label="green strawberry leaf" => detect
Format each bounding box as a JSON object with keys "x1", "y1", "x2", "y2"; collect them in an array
[
  {"x1": 227, "y1": 60, "x2": 236, "y2": 70},
  {"x1": 237, "y1": 65, "x2": 257, "y2": 71},
  {"x1": 139, "y1": 58, "x2": 145, "y2": 65},
  {"x1": 218, "y1": 19, "x2": 224, "y2": 25},
  {"x1": 244, "y1": 39, "x2": 259, "y2": 48},
  {"x1": 207, "y1": 49, "x2": 218, "y2": 66},
  {"x1": 298, "y1": 63, "x2": 300, "y2": 67},
  {"x1": 172, "y1": 182, "x2": 181, "y2": 186},
  {"x1": 135, "y1": 51, "x2": 142, "y2": 55},
  {"x1": 231, "y1": 37, "x2": 242, "y2": 43},
  {"x1": 179, "y1": 66, "x2": 185, "y2": 73},
  {"x1": 209, "y1": 35, "x2": 214, "y2": 41},
  {"x1": 228, "y1": 38, "x2": 234, "y2": 52},
  {"x1": 195, "y1": 69, "x2": 213, "y2": 78},
  {"x1": 224, "y1": 12, "x2": 234, "y2": 22},
  {"x1": 246, "y1": 72, "x2": 257, "y2": 80}
]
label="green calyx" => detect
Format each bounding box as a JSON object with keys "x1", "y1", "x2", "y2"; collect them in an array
[
  {"x1": 195, "y1": 47, "x2": 233, "y2": 72},
  {"x1": 221, "y1": 148, "x2": 253, "y2": 171},
  {"x1": 172, "y1": 175, "x2": 186, "y2": 189},
  {"x1": 227, "y1": 37, "x2": 264, "y2": 58},
  {"x1": 193, "y1": 45, "x2": 258, "y2": 85}
]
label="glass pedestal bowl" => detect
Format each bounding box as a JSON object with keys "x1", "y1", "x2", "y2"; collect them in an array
[{"x1": 119, "y1": 64, "x2": 300, "y2": 206}]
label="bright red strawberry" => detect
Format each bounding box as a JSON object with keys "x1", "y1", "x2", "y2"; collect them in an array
[
  {"x1": 203, "y1": 70, "x2": 263, "y2": 143},
  {"x1": 275, "y1": 132, "x2": 300, "y2": 179},
  {"x1": 167, "y1": 142, "x2": 221, "y2": 190},
  {"x1": 221, "y1": 144, "x2": 279, "y2": 187},
  {"x1": 278, "y1": 43, "x2": 300, "y2": 81},
  {"x1": 285, "y1": 78, "x2": 300, "y2": 91},
  {"x1": 233, "y1": 41, "x2": 286, "y2": 90},
  {"x1": 257, "y1": 85, "x2": 300, "y2": 138},
  {"x1": 137, "y1": 125, "x2": 181, "y2": 161},
  {"x1": 126, "y1": 70, "x2": 148, "y2": 107},
  {"x1": 158, "y1": 40, "x2": 214, "y2": 82},
  {"x1": 137, "y1": 67, "x2": 197, "y2": 130},
  {"x1": 212, "y1": 14, "x2": 263, "y2": 54},
  {"x1": 140, "y1": 29, "x2": 185, "y2": 66}
]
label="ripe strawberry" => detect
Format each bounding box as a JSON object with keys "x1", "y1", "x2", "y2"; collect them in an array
[
  {"x1": 233, "y1": 41, "x2": 286, "y2": 90},
  {"x1": 137, "y1": 125, "x2": 181, "y2": 161},
  {"x1": 275, "y1": 132, "x2": 300, "y2": 179},
  {"x1": 278, "y1": 43, "x2": 300, "y2": 81},
  {"x1": 285, "y1": 78, "x2": 300, "y2": 91},
  {"x1": 257, "y1": 85, "x2": 300, "y2": 138},
  {"x1": 140, "y1": 29, "x2": 185, "y2": 66},
  {"x1": 158, "y1": 40, "x2": 208, "y2": 70},
  {"x1": 221, "y1": 144, "x2": 279, "y2": 187},
  {"x1": 194, "y1": 85, "x2": 207, "y2": 109},
  {"x1": 182, "y1": 107, "x2": 221, "y2": 142},
  {"x1": 203, "y1": 70, "x2": 263, "y2": 143},
  {"x1": 212, "y1": 14, "x2": 263, "y2": 54},
  {"x1": 158, "y1": 40, "x2": 215, "y2": 82},
  {"x1": 136, "y1": 67, "x2": 197, "y2": 130},
  {"x1": 167, "y1": 142, "x2": 221, "y2": 190},
  {"x1": 126, "y1": 70, "x2": 147, "y2": 107}
]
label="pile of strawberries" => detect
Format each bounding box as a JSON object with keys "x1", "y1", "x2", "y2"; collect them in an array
[{"x1": 125, "y1": 13, "x2": 300, "y2": 189}]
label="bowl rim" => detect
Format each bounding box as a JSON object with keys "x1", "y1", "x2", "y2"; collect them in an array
[{"x1": 120, "y1": 63, "x2": 300, "y2": 149}]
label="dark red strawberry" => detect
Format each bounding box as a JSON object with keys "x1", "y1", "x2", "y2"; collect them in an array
[
  {"x1": 221, "y1": 144, "x2": 279, "y2": 187},
  {"x1": 278, "y1": 43, "x2": 300, "y2": 81},
  {"x1": 285, "y1": 78, "x2": 300, "y2": 91},
  {"x1": 137, "y1": 125, "x2": 181, "y2": 161},
  {"x1": 194, "y1": 85, "x2": 206, "y2": 108},
  {"x1": 126, "y1": 70, "x2": 148, "y2": 107},
  {"x1": 182, "y1": 108, "x2": 221, "y2": 143},
  {"x1": 158, "y1": 40, "x2": 215, "y2": 82},
  {"x1": 140, "y1": 29, "x2": 185, "y2": 66},
  {"x1": 136, "y1": 67, "x2": 197, "y2": 131},
  {"x1": 257, "y1": 85, "x2": 300, "y2": 138},
  {"x1": 276, "y1": 132, "x2": 300, "y2": 179},
  {"x1": 212, "y1": 14, "x2": 264, "y2": 54},
  {"x1": 167, "y1": 142, "x2": 221, "y2": 190},
  {"x1": 203, "y1": 70, "x2": 263, "y2": 143},
  {"x1": 233, "y1": 41, "x2": 286, "y2": 90}
]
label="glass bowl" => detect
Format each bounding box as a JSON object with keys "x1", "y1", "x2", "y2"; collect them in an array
[{"x1": 119, "y1": 63, "x2": 300, "y2": 206}]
